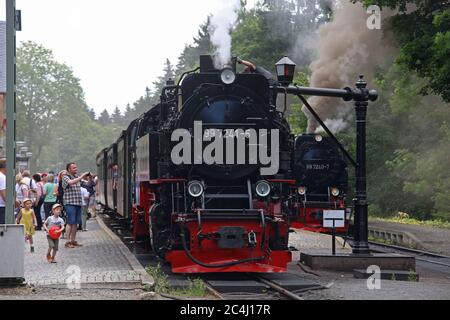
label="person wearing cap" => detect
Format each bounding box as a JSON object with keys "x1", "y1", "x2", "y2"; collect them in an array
[
  {"x1": 43, "y1": 203, "x2": 65, "y2": 263},
  {"x1": 16, "y1": 198, "x2": 37, "y2": 253}
]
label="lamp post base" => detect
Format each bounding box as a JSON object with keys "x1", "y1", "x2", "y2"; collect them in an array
[{"x1": 351, "y1": 242, "x2": 371, "y2": 255}]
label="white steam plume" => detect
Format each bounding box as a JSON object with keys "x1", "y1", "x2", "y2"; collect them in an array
[{"x1": 209, "y1": 0, "x2": 241, "y2": 69}]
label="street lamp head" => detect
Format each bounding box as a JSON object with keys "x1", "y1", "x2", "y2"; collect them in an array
[{"x1": 275, "y1": 56, "x2": 296, "y2": 86}]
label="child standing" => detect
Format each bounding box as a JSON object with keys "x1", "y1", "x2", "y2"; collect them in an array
[
  {"x1": 16, "y1": 198, "x2": 37, "y2": 253},
  {"x1": 43, "y1": 204, "x2": 65, "y2": 263},
  {"x1": 80, "y1": 185, "x2": 90, "y2": 231}
]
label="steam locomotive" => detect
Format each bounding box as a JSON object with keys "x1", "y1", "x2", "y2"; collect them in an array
[
  {"x1": 96, "y1": 55, "x2": 349, "y2": 273},
  {"x1": 291, "y1": 134, "x2": 350, "y2": 233}
]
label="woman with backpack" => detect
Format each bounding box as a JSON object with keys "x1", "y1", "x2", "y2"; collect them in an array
[
  {"x1": 31, "y1": 173, "x2": 45, "y2": 230},
  {"x1": 15, "y1": 173, "x2": 29, "y2": 215}
]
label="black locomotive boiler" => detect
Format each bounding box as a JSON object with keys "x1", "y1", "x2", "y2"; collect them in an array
[{"x1": 96, "y1": 55, "x2": 350, "y2": 273}]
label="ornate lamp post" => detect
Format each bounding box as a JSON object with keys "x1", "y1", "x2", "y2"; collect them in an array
[{"x1": 274, "y1": 57, "x2": 377, "y2": 255}]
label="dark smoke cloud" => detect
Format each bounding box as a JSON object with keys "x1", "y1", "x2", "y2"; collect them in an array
[{"x1": 303, "y1": 0, "x2": 397, "y2": 133}]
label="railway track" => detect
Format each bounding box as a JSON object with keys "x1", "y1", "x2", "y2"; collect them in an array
[
  {"x1": 367, "y1": 240, "x2": 450, "y2": 269},
  {"x1": 99, "y1": 211, "x2": 326, "y2": 300},
  {"x1": 344, "y1": 235, "x2": 450, "y2": 270},
  {"x1": 199, "y1": 273, "x2": 326, "y2": 300}
]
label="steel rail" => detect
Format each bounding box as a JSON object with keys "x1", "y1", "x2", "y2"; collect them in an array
[
  {"x1": 368, "y1": 241, "x2": 450, "y2": 259},
  {"x1": 253, "y1": 275, "x2": 304, "y2": 300},
  {"x1": 368, "y1": 241, "x2": 450, "y2": 268}
]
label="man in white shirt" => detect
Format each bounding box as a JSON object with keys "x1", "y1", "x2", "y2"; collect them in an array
[{"x1": 0, "y1": 158, "x2": 6, "y2": 224}]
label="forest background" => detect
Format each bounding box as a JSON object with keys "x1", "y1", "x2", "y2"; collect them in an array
[{"x1": 16, "y1": 0, "x2": 450, "y2": 221}]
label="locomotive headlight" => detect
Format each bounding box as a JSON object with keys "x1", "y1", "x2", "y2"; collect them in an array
[
  {"x1": 331, "y1": 187, "x2": 340, "y2": 197},
  {"x1": 188, "y1": 181, "x2": 204, "y2": 198},
  {"x1": 220, "y1": 68, "x2": 236, "y2": 85},
  {"x1": 298, "y1": 186, "x2": 307, "y2": 195},
  {"x1": 315, "y1": 135, "x2": 323, "y2": 142},
  {"x1": 255, "y1": 180, "x2": 271, "y2": 198}
]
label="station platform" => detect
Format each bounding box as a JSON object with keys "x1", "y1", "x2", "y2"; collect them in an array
[
  {"x1": 289, "y1": 228, "x2": 352, "y2": 261},
  {"x1": 22, "y1": 216, "x2": 153, "y2": 288}
]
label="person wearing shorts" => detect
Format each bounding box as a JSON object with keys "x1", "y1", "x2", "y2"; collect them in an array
[
  {"x1": 43, "y1": 203, "x2": 65, "y2": 263},
  {"x1": 62, "y1": 163, "x2": 90, "y2": 249}
]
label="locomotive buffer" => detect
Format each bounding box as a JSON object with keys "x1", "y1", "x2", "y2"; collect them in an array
[{"x1": 275, "y1": 57, "x2": 415, "y2": 271}]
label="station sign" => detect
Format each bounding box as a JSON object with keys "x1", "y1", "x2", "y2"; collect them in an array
[{"x1": 323, "y1": 210, "x2": 345, "y2": 228}]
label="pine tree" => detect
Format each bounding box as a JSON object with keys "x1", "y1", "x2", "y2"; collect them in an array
[
  {"x1": 86, "y1": 106, "x2": 97, "y2": 121},
  {"x1": 176, "y1": 18, "x2": 213, "y2": 78},
  {"x1": 152, "y1": 59, "x2": 175, "y2": 97},
  {"x1": 111, "y1": 106, "x2": 123, "y2": 126},
  {"x1": 98, "y1": 109, "x2": 111, "y2": 126},
  {"x1": 123, "y1": 103, "x2": 134, "y2": 126}
]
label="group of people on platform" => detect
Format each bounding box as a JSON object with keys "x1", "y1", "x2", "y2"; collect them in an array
[{"x1": 0, "y1": 159, "x2": 98, "y2": 263}]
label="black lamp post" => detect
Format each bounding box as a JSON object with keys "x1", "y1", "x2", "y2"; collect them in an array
[
  {"x1": 275, "y1": 56, "x2": 296, "y2": 86},
  {"x1": 273, "y1": 56, "x2": 377, "y2": 255},
  {"x1": 351, "y1": 75, "x2": 372, "y2": 255}
]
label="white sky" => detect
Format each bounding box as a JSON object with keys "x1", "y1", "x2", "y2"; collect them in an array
[{"x1": 1, "y1": 0, "x2": 257, "y2": 115}]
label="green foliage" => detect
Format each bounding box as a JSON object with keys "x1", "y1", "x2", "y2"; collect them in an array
[
  {"x1": 145, "y1": 264, "x2": 170, "y2": 294},
  {"x1": 408, "y1": 270, "x2": 418, "y2": 282},
  {"x1": 355, "y1": 1, "x2": 450, "y2": 101},
  {"x1": 366, "y1": 62, "x2": 450, "y2": 221},
  {"x1": 145, "y1": 264, "x2": 206, "y2": 298},
  {"x1": 175, "y1": 17, "x2": 213, "y2": 80},
  {"x1": 372, "y1": 217, "x2": 450, "y2": 229},
  {"x1": 16, "y1": 1, "x2": 449, "y2": 222},
  {"x1": 17, "y1": 41, "x2": 123, "y2": 172},
  {"x1": 288, "y1": 71, "x2": 310, "y2": 134}
]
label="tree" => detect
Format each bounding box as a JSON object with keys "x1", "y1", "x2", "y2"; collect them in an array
[
  {"x1": 123, "y1": 103, "x2": 134, "y2": 126},
  {"x1": 98, "y1": 109, "x2": 111, "y2": 126},
  {"x1": 17, "y1": 41, "x2": 123, "y2": 172},
  {"x1": 111, "y1": 106, "x2": 123, "y2": 127},
  {"x1": 176, "y1": 18, "x2": 213, "y2": 79},
  {"x1": 232, "y1": 0, "x2": 331, "y2": 70},
  {"x1": 232, "y1": 5, "x2": 292, "y2": 70},
  {"x1": 153, "y1": 59, "x2": 175, "y2": 94},
  {"x1": 354, "y1": 0, "x2": 450, "y2": 101},
  {"x1": 86, "y1": 106, "x2": 97, "y2": 121},
  {"x1": 17, "y1": 41, "x2": 86, "y2": 171}
]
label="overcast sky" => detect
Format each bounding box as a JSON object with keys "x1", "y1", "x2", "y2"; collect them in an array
[{"x1": 1, "y1": 0, "x2": 256, "y2": 115}]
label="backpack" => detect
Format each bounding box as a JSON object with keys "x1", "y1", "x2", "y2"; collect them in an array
[{"x1": 56, "y1": 180, "x2": 64, "y2": 204}]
